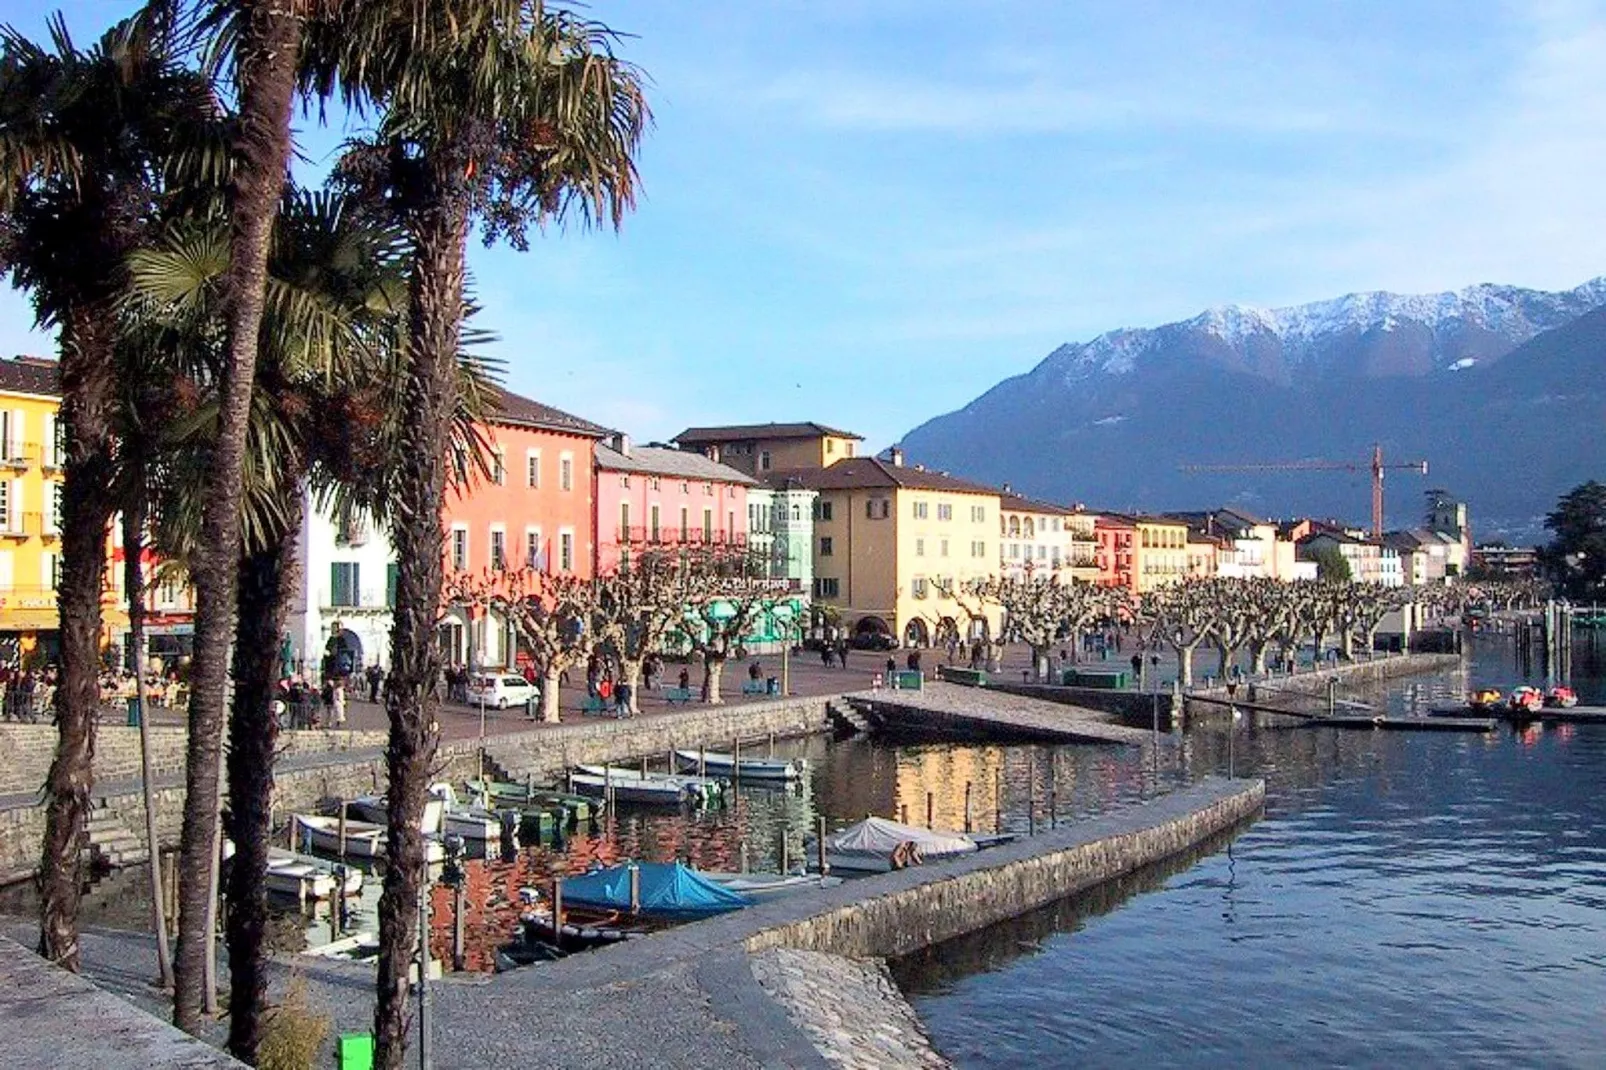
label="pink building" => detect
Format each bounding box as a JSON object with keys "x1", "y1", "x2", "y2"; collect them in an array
[{"x1": 592, "y1": 434, "x2": 755, "y2": 574}]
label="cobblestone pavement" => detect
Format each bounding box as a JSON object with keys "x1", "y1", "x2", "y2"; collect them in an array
[{"x1": 751, "y1": 947, "x2": 951, "y2": 1069}]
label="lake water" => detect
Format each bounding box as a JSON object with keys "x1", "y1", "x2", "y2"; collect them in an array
[{"x1": 893, "y1": 634, "x2": 1606, "y2": 1068}]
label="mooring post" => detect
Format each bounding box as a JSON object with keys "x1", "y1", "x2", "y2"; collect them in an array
[
  {"x1": 337, "y1": 802, "x2": 347, "y2": 860},
  {"x1": 417, "y1": 882, "x2": 433, "y2": 1070},
  {"x1": 552, "y1": 877, "x2": 564, "y2": 931},
  {"x1": 926, "y1": 791, "x2": 934, "y2": 829},
  {"x1": 781, "y1": 833, "x2": 790, "y2": 873},
  {"x1": 630, "y1": 865, "x2": 641, "y2": 913},
  {"x1": 740, "y1": 842, "x2": 749, "y2": 874},
  {"x1": 1050, "y1": 785, "x2": 1057, "y2": 829},
  {"x1": 327, "y1": 888, "x2": 338, "y2": 942},
  {"x1": 452, "y1": 879, "x2": 466, "y2": 971},
  {"x1": 1028, "y1": 778, "x2": 1036, "y2": 836},
  {"x1": 699, "y1": 746, "x2": 707, "y2": 778},
  {"x1": 964, "y1": 781, "x2": 973, "y2": 833},
  {"x1": 816, "y1": 816, "x2": 830, "y2": 875},
  {"x1": 733, "y1": 737, "x2": 742, "y2": 784},
  {"x1": 1327, "y1": 677, "x2": 1337, "y2": 718}
]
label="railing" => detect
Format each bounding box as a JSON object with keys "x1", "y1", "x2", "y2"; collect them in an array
[
  {"x1": 0, "y1": 513, "x2": 42, "y2": 539},
  {"x1": 617, "y1": 526, "x2": 749, "y2": 548},
  {"x1": 0, "y1": 443, "x2": 40, "y2": 469},
  {"x1": 318, "y1": 587, "x2": 392, "y2": 611},
  {"x1": 0, "y1": 585, "x2": 58, "y2": 611}
]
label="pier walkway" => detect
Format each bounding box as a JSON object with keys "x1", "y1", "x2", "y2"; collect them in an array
[
  {"x1": 1184, "y1": 692, "x2": 1498, "y2": 733},
  {"x1": 846, "y1": 681, "x2": 1155, "y2": 745}
]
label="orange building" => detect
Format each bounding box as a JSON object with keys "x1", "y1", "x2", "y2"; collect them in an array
[{"x1": 438, "y1": 387, "x2": 607, "y2": 668}]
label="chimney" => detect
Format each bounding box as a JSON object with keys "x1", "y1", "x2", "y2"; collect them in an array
[
  {"x1": 1003, "y1": 482, "x2": 1012, "y2": 494},
  {"x1": 610, "y1": 431, "x2": 631, "y2": 456},
  {"x1": 888, "y1": 447, "x2": 904, "y2": 467}
]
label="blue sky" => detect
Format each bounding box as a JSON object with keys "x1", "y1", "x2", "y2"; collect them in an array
[{"x1": 3, "y1": 1, "x2": 1605, "y2": 451}]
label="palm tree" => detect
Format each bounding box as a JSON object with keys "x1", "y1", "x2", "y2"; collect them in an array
[
  {"x1": 305, "y1": 4, "x2": 647, "y2": 1062},
  {"x1": 0, "y1": 8, "x2": 219, "y2": 973}
]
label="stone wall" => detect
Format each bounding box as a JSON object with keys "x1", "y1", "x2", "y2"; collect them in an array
[
  {"x1": 1231, "y1": 652, "x2": 1458, "y2": 696},
  {"x1": 473, "y1": 696, "x2": 833, "y2": 781},
  {"x1": 0, "y1": 724, "x2": 388, "y2": 798},
  {"x1": 978, "y1": 681, "x2": 1183, "y2": 730}
]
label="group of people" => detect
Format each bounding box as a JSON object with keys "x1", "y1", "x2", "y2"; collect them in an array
[
  {"x1": 818, "y1": 639, "x2": 851, "y2": 668},
  {"x1": 271, "y1": 674, "x2": 349, "y2": 730},
  {"x1": 1, "y1": 665, "x2": 56, "y2": 722}
]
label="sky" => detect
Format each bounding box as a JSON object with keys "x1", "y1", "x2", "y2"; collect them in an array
[{"x1": 2, "y1": 1, "x2": 1606, "y2": 453}]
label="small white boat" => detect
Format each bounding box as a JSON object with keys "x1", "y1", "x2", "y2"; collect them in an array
[
  {"x1": 347, "y1": 789, "x2": 512, "y2": 848},
  {"x1": 673, "y1": 749, "x2": 805, "y2": 782},
  {"x1": 264, "y1": 848, "x2": 363, "y2": 901},
  {"x1": 573, "y1": 764, "x2": 725, "y2": 804},
  {"x1": 810, "y1": 816, "x2": 978, "y2": 874},
  {"x1": 701, "y1": 871, "x2": 843, "y2": 899},
  {"x1": 294, "y1": 809, "x2": 446, "y2": 864},
  {"x1": 567, "y1": 772, "x2": 696, "y2": 806}
]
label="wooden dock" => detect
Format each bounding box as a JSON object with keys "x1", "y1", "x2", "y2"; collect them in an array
[
  {"x1": 847, "y1": 682, "x2": 1154, "y2": 745},
  {"x1": 1429, "y1": 704, "x2": 1606, "y2": 725},
  {"x1": 1186, "y1": 692, "x2": 1496, "y2": 733}
]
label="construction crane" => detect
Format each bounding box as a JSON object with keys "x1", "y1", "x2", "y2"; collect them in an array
[{"x1": 1178, "y1": 444, "x2": 1428, "y2": 539}]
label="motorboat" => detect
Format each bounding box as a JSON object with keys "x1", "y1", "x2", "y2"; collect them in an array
[
  {"x1": 1468, "y1": 687, "x2": 1504, "y2": 711},
  {"x1": 221, "y1": 842, "x2": 364, "y2": 902},
  {"x1": 567, "y1": 771, "x2": 697, "y2": 806},
  {"x1": 293, "y1": 813, "x2": 446, "y2": 864},
  {"x1": 463, "y1": 778, "x2": 602, "y2": 822},
  {"x1": 807, "y1": 816, "x2": 979, "y2": 874},
  {"x1": 1545, "y1": 685, "x2": 1579, "y2": 709},
  {"x1": 346, "y1": 787, "x2": 516, "y2": 850},
  {"x1": 1509, "y1": 686, "x2": 1545, "y2": 714},
  {"x1": 555, "y1": 861, "x2": 753, "y2": 917},
  {"x1": 572, "y1": 764, "x2": 726, "y2": 805},
  {"x1": 672, "y1": 748, "x2": 806, "y2": 782}
]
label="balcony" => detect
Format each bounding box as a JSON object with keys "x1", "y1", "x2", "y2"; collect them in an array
[
  {"x1": 318, "y1": 587, "x2": 392, "y2": 613},
  {"x1": 618, "y1": 526, "x2": 749, "y2": 548},
  {"x1": 0, "y1": 512, "x2": 43, "y2": 539},
  {"x1": 0, "y1": 443, "x2": 38, "y2": 470}
]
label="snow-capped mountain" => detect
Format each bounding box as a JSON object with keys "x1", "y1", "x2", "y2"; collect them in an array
[{"x1": 900, "y1": 279, "x2": 1606, "y2": 540}]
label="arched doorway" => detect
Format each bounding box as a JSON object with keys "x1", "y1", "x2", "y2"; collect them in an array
[
  {"x1": 853, "y1": 615, "x2": 891, "y2": 639},
  {"x1": 902, "y1": 617, "x2": 930, "y2": 647},
  {"x1": 323, "y1": 628, "x2": 363, "y2": 679}
]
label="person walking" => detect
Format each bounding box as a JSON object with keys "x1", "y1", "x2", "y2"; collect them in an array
[
  {"x1": 365, "y1": 663, "x2": 383, "y2": 703},
  {"x1": 332, "y1": 678, "x2": 348, "y2": 727},
  {"x1": 614, "y1": 678, "x2": 633, "y2": 718}
]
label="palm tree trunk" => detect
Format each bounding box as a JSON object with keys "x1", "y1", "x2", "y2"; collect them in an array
[
  {"x1": 122, "y1": 497, "x2": 172, "y2": 989},
  {"x1": 375, "y1": 163, "x2": 470, "y2": 1070},
  {"x1": 38, "y1": 307, "x2": 116, "y2": 972},
  {"x1": 173, "y1": 1, "x2": 302, "y2": 1033},
  {"x1": 225, "y1": 486, "x2": 302, "y2": 1062}
]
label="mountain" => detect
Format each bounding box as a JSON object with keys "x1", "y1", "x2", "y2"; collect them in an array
[{"x1": 899, "y1": 280, "x2": 1606, "y2": 541}]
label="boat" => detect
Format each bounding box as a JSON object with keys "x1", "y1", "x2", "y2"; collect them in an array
[
  {"x1": 567, "y1": 772, "x2": 697, "y2": 806},
  {"x1": 700, "y1": 871, "x2": 843, "y2": 900},
  {"x1": 264, "y1": 847, "x2": 363, "y2": 901},
  {"x1": 808, "y1": 816, "x2": 979, "y2": 874},
  {"x1": 672, "y1": 748, "x2": 806, "y2": 782},
  {"x1": 572, "y1": 764, "x2": 726, "y2": 805},
  {"x1": 345, "y1": 787, "x2": 518, "y2": 850},
  {"x1": 293, "y1": 812, "x2": 446, "y2": 864},
  {"x1": 1509, "y1": 686, "x2": 1545, "y2": 714},
  {"x1": 556, "y1": 861, "x2": 753, "y2": 917},
  {"x1": 1545, "y1": 685, "x2": 1579, "y2": 709},
  {"x1": 516, "y1": 906, "x2": 651, "y2": 954},
  {"x1": 1468, "y1": 687, "x2": 1504, "y2": 711},
  {"x1": 463, "y1": 778, "x2": 602, "y2": 822}
]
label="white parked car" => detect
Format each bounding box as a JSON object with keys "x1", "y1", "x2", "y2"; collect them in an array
[{"x1": 466, "y1": 673, "x2": 538, "y2": 708}]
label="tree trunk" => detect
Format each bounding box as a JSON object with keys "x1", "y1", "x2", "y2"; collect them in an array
[
  {"x1": 38, "y1": 306, "x2": 116, "y2": 972},
  {"x1": 539, "y1": 667, "x2": 561, "y2": 722},
  {"x1": 1340, "y1": 628, "x2": 1356, "y2": 661},
  {"x1": 123, "y1": 499, "x2": 172, "y2": 989},
  {"x1": 1250, "y1": 639, "x2": 1271, "y2": 677},
  {"x1": 174, "y1": 2, "x2": 302, "y2": 1033},
  {"x1": 224, "y1": 487, "x2": 301, "y2": 1062},
  {"x1": 1176, "y1": 643, "x2": 1197, "y2": 687},
  {"x1": 701, "y1": 654, "x2": 725, "y2": 705},
  {"x1": 1031, "y1": 644, "x2": 1050, "y2": 682},
  {"x1": 375, "y1": 162, "x2": 471, "y2": 1070}
]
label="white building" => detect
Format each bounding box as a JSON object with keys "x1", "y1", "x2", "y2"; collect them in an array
[{"x1": 286, "y1": 492, "x2": 396, "y2": 682}]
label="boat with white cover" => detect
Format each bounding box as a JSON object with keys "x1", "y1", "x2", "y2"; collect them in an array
[{"x1": 810, "y1": 816, "x2": 979, "y2": 873}]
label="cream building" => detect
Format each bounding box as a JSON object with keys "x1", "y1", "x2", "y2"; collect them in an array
[
  {"x1": 673, "y1": 422, "x2": 863, "y2": 478},
  {"x1": 798, "y1": 452, "x2": 1003, "y2": 647},
  {"x1": 997, "y1": 491, "x2": 1099, "y2": 584}
]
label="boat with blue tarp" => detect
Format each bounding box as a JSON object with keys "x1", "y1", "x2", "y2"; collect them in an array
[{"x1": 560, "y1": 861, "x2": 753, "y2": 917}]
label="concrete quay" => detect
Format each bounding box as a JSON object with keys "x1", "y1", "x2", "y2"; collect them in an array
[{"x1": 847, "y1": 680, "x2": 1155, "y2": 745}]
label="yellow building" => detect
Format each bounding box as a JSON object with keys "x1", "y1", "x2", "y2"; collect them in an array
[
  {"x1": 0, "y1": 357, "x2": 125, "y2": 664},
  {"x1": 1132, "y1": 514, "x2": 1191, "y2": 592},
  {"x1": 798, "y1": 452, "x2": 1003, "y2": 647},
  {"x1": 673, "y1": 422, "x2": 862, "y2": 478}
]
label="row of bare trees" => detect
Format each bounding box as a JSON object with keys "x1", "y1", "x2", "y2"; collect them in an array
[
  {"x1": 2, "y1": 3, "x2": 648, "y2": 1067},
  {"x1": 448, "y1": 543, "x2": 795, "y2": 710},
  {"x1": 933, "y1": 574, "x2": 1548, "y2": 688}
]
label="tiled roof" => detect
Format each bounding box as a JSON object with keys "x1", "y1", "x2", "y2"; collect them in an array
[
  {"x1": 0, "y1": 357, "x2": 60, "y2": 398},
  {"x1": 998, "y1": 491, "x2": 1076, "y2": 516},
  {"x1": 594, "y1": 443, "x2": 758, "y2": 485},
  {"x1": 673, "y1": 421, "x2": 863, "y2": 445},
  {"x1": 784, "y1": 457, "x2": 1001, "y2": 496},
  {"x1": 488, "y1": 386, "x2": 608, "y2": 437}
]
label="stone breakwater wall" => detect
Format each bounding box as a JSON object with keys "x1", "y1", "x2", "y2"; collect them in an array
[
  {"x1": 741, "y1": 777, "x2": 1264, "y2": 960},
  {"x1": 474, "y1": 695, "x2": 833, "y2": 781},
  {"x1": 978, "y1": 680, "x2": 1182, "y2": 730},
  {"x1": 1240, "y1": 652, "x2": 1459, "y2": 697},
  {"x1": 0, "y1": 723, "x2": 389, "y2": 798}
]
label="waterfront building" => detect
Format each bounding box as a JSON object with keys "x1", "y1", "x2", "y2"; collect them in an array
[
  {"x1": 593, "y1": 433, "x2": 754, "y2": 573},
  {"x1": 1131, "y1": 515, "x2": 1191, "y2": 592},
  {"x1": 673, "y1": 421, "x2": 863, "y2": 478},
  {"x1": 755, "y1": 476, "x2": 818, "y2": 592},
  {"x1": 0, "y1": 358, "x2": 126, "y2": 664},
  {"x1": 1186, "y1": 533, "x2": 1221, "y2": 578},
  {"x1": 286, "y1": 494, "x2": 396, "y2": 679},
  {"x1": 1423, "y1": 489, "x2": 1472, "y2": 576},
  {"x1": 439, "y1": 387, "x2": 607, "y2": 670},
  {"x1": 1471, "y1": 543, "x2": 1540, "y2": 580},
  {"x1": 1094, "y1": 514, "x2": 1136, "y2": 589},
  {"x1": 1174, "y1": 508, "x2": 1282, "y2": 579},
  {"x1": 998, "y1": 491, "x2": 1080, "y2": 581},
  {"x1": 1062, "y1": 509, "x2": 1102, "y2": 584},
  {"x1": 1298, "y1": 527, "x2": 1402, "y2": 586},
  {"x1": 1384, "y1": 529, "x2": 1460, "y2": 586},
  {"x1": 794, "y1": 451, "x2": 1003, "y2": 647}
]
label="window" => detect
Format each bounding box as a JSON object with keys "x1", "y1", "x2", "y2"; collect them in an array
[
  {"x1": 451, "y1": 527, "x2": 468, "y2": 571},
  {"x1": 680, "y1": 506, "x2": 690, "y2": 540},
  {"x1": 43, "y1": 551, "x2": 59, "y2": 590},
  {"x1": 0, "y1": 481, "x2": 9, "y2": 532},
  {"x1": 526, "y1": 528, "x2": 543, "y2": 569},
  {"x1": 559, "y1": 530, "x2": 574, "y2": 572},
  {"x1": 911, "y1": 576, "x2": 928, "y2": 599},
  {"x1": 820, "y1": 536, "x2": 834, "y2": 557},
  {"x1": 1010, "y1": 544, "x2": 1020, "y2": 560},
  {"x1": 940, "y1": 539, "x2": 950, "y2": 558},
  {"x1": 727, "y1": 510, "x2": 735, "y2": 537},
  {"x1": 650, "y1": 476, "x2": 661, "y2": 491},
  {"x1": 491, "y1": 449, "x2": 506, "y2": 485},
  {"x1": 826, "y1": 439, "x2": 835, "y2": 454},
  {"x1": 682, "y1": 481, "x2": 690, "y2": 495},
  {"x1": 45, "y1": 482, "x2": 61, "y2": 534},
  {"x1": 331, "y1": 562, "x2": 360, "y2": 607},
  {"x1": 619, "y1": 502, "x2": 631, "y2": 540},
  {"x1": 865, "y1": 498, "x2": 890, "y2": 519},
  {"x1": 490, "y1": 528, "x2": 507, "y2": 570},
  {"x1": 704, "y1": 482, "x2": 714, "y2": 496},
  {"x1": 913, "y1": 501, "x2": 928, "y2": 519},
  {"x1": 971, "y1": 540, "x2": 987, "y2": 558},
  {"x1": 846, "y1": 441, "x2": 855, "y2": 457},
  {"x1": 386, "y1": 563, "x2": 399, "y2": 608},
  {"x1": 759, "y1": 451, "x2": 772, "y2": 471},
  {"x1": 1037, "y1": 545, "x2": 1048, "y2": 560},
  {"x1": 937, "y1": 503, "x2": 953, "y2": 521},
  {"x1": 915, "y1": 538, "x2": 926, "y2": 557},
  {"x1": 703, "y1": 508, "x2": 713, "y2": 542},
  {"x1": 620, "y1": 474, "x2": 630, "y2": 488},
  {"x1": 559, "y1": 453, "x2": 574, "y2": 491},
  {"x1": 971, "y1": 505, "x2": 986, "y2": 523},
  {"x1": 43, "y1": 413, "x2": 60, "y2": 468},
  {"x1": 820, "y1": 501, "x2": 833, "y2": 522},
  {"x1": 650, "y1": 504, "x2": 661, "y2": 541},
  {"x1": 813, "y1": 577, "x2": 840, "y2": 598},
  {"x1": 526, "y1": 450, "x2": 541, "y2": 488}
]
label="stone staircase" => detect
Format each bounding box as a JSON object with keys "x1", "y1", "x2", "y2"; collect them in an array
[
  {"x1": 825, "y1": 697, "x2": 871, "y2": 736},
  {"x1": 83, "y1": 802, "x2": 149, "y2": 870}
]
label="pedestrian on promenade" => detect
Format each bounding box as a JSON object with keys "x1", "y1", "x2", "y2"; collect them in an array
[
  {"x1": 678, "y1": 667, "x2": 690, "y2": 691},
  {"x1": 1131, "y1": 652, "x2": 1143, "y2": 683},
  {"x1": 822, "y1": 644, "x2": 835, "y2": 668},
  {"x1": 885, "y1": 655, "x2": 897, "y2": 679},
  {"x1": 836, "y1": 639, "x2": 848, "y2": 667},
  {"x1": 749, "y1": 659, "x2": 763, "y2": 681},
  {"x1": 614, "y1": 679, "x2": 632, "y2": 718},
  {"x1": 332, "y1": 679, "x2": 347, "y2": 726},
  {"x1": 366, "y1": 663, "x2": 383, "y2": 703}
]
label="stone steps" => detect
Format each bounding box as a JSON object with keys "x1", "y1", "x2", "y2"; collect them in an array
[
  {"x1": 83, "y1": 805, "x2": 149, "y2": 869},
  {"x1": 826, "y1": 698, "x2": 870, "y2": 736}
]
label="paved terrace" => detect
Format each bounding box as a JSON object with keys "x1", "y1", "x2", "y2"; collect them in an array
[
  {"x1": 1, "y1": 776, "x2": 1262, "y2": 1069},
  {"x1": 848, "y1": 680, "x2": 1157, "y2": 745}
]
